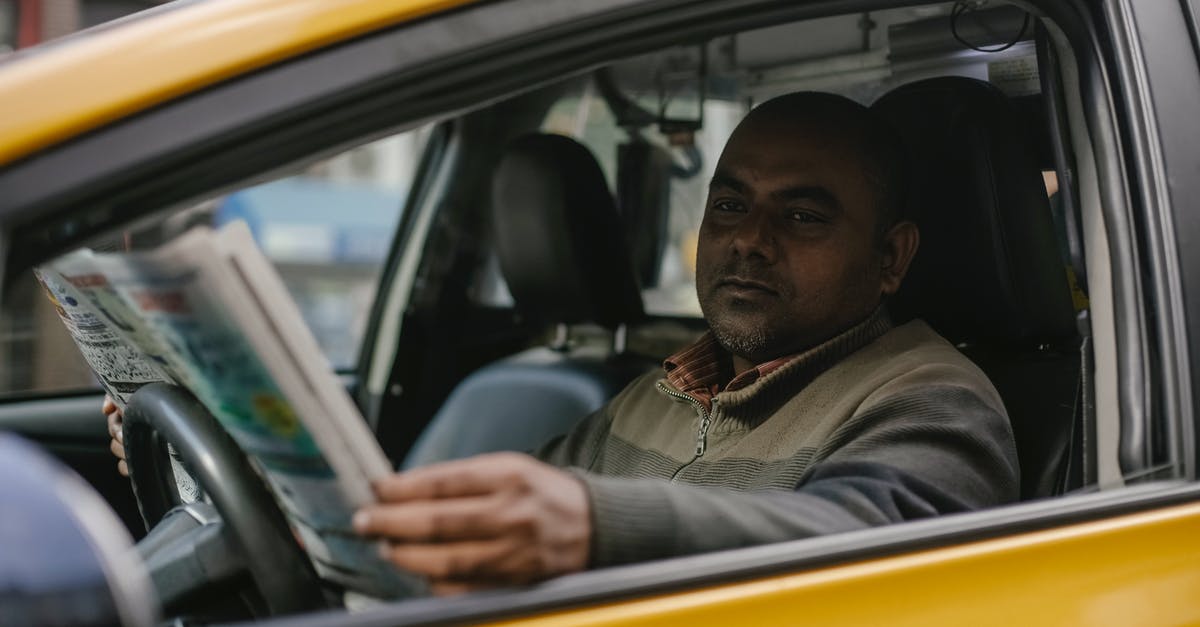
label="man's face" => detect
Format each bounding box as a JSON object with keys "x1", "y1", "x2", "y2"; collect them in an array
[{"x1": 696, "y1": 117, "x2": 890, "y2": 364}]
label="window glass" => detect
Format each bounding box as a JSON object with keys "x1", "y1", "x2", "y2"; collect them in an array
[
  {"x1": 218, "y1": 129, "x2": 431, "y2": 368},
  {"x1": 540, "y1": 78, "x2": 748, "y2": 317},
  {"x1": 0, "y1": 125, "x2": 431, "y2": 397}
]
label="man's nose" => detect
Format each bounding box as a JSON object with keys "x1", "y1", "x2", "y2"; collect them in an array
[{"x1": 730, "y1": 208, "x2": 777, "y2": 261}]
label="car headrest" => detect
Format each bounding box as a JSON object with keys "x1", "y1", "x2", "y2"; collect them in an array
[
  {"x1": 617, "y1": 139, "x2": 673, "y2": 288},
  {"x1": 491, "y1": 133, "x2": 644, "y2": 329},
  {"x1": 871, "y1": 77, "x2": 1077, "y2": 347}
]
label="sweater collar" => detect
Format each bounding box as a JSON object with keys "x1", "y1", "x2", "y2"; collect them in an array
[{"x1": 661, "y1": 307, "x2": 893, "y2": 420}]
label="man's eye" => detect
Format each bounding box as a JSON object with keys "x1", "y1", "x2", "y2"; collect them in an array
[
  {"x1": 788, "y1": 210, "x2": 824, "y2": 223},
  {"x1": 713, "y1": 200, "x2": 744, "y2": 213}
]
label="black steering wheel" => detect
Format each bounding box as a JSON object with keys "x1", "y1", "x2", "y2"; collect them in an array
[{"x1": 122, "y1": 383, "x2": 327, "y2": 616}]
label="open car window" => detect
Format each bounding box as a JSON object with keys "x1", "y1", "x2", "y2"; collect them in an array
[
  {"x1": 0, "y1": 125, "x2": 431, "y2": 399},
  {"x1": 395, "y1": 0, "x2": 1107, "y2": 499}
]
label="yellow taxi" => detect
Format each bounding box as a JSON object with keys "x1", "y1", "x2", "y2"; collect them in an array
[{"x1": 2, "y1": 0, "x2": 1200, "y2": 625}]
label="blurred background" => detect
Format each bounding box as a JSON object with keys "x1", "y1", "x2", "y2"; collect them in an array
[{"x1": 1, "y1": 0, "x2": 165, "y2": 51}]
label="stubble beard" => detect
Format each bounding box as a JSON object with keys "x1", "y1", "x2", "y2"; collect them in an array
[
  {"x1": 696, "y1": 256, "x2": 788, "y2": 364},
  {"x1": 697, "y1": 274, "x2": 782, "y2": 364},
  {"x1": 706, "y1": 307, "x2": 774, "y2": 363}
]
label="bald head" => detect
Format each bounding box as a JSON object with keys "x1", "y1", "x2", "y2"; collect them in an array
[{"x1": 730, "y1": 92, "x2": 908, "y2": 235}]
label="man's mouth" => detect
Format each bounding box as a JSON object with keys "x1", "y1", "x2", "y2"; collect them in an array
[{"x1": 718, "y1": 277, "x2": 779, "y2": 297}]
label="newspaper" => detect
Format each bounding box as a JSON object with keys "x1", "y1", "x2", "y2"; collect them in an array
[{"x1": 35, "y1": 222, "x2": 420, "y2": 598}]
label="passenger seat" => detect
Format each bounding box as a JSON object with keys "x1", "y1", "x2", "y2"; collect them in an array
[{"x1": 402, "y1": 134, "x2": 656, "y2": 468}]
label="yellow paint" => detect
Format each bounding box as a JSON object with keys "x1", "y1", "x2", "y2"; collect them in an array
[
  {"x1": 486, "y1": 501, "x2": 1200, "y2": 626},
  {"x1": 0, "y1": 0, "x2": 475, "y2": 167}
]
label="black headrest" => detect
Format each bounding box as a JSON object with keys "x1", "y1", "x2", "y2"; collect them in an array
[
  {"x1": 491, "y1": 134, "x2": 644, "y2": 329},
  {"x1": 872, "y1": 77, "x2": 1076, "y2": 346},
  {"x1": 617, "y1": 140, "x2": 673, "y2": 287}
]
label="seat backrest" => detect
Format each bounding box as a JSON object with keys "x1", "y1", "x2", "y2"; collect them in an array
[
  {"x1": 490, "y1": 133, "x2": 645, "y2": 330},
  {"x1": 872, "y1": 77, "x2": 1081, "y2": 499},
  {"x1": 403, "y1": 134, "x2": 654, "y2": 468},
  {"x1": 617, "y1": 139, "x2": 673, "y2": 287}
]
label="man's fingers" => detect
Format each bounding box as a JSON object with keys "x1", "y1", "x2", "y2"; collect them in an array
[
  {"x1": 381, "y1": 539, "x2": 527, "y2": 581},
  {"x1": 106, "y1": 411, "x2": 123, "y2": 443},
  {"x1": 102, "y1": 395, "x2": 127, "y2": 478},
  {"x1": 373, "y1": 453, "x2": 533, "y2": 502},
  {"x1": 354, "y1": 496, "x2": 506, "y2": 542}
]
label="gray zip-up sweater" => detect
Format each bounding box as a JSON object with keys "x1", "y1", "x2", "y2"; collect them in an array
[{"x1": 536, "y1": 312, "x2": 1019, "y2": 567}]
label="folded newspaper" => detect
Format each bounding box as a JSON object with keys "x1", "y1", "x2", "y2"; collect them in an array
[{"x1": 34, "y1": 221, "x2": 420, "y2": 598}]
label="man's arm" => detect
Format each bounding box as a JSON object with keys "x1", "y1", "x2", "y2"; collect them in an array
[
  {"x1": 354, "y1": 384, "x2": 1017, "y2": 589},
  {"x1": 579, "y1": 384, "x2": 1018, "y2": 566}
]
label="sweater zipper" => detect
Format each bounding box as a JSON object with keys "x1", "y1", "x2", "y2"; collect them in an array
[{"x1": 656, "y1": 382, "x2": 714, "y2": 481}]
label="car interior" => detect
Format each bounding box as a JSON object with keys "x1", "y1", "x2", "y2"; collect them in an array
[
  {"x1": 0, "y1": 0, "x2": 1179, "y2": 622},
  {"x1": 379, "y1": 3, "x2": 1092, "y2": 500}
]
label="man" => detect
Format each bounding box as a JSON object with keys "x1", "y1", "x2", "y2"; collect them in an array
[
  {"x1": 108, "y1": 92, "x2": 1018, "y2": 595},
  {"x1": 348, "y1": 92, "x2": 1017, "y2": 593}
]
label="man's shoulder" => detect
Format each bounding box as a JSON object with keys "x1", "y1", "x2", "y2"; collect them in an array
[
  {"x1": 861, "y1": 318, "x2": 979, "y2": 371},
  {"x1": 835, "y1": 318, "x2": 1006, "y2": 413},
  {"x1": 874, "y1": 318, "x2": 960, "y2": 359}
]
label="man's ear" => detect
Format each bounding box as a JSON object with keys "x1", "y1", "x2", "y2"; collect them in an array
[{"x1": 879, "y1": 220, "x2": 919, "y2": 296}]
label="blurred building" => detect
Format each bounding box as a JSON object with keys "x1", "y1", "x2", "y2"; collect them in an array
[{"x1": 2, "y1": 1, "x2": 168, "y2": 52}]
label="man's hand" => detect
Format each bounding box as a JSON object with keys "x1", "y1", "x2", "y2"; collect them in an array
[
  {"x1": 353, "y1": 452, "x2": 591, "y2": 595},
  {"x1": 103, "y1": 395, "x2": 128, "y2": 477}
]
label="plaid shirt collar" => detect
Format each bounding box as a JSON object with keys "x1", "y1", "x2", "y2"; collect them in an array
[
  {"x1": 662, "y1": 334, "x2": 793, "y2": 411},
  {"x1": 662, "y1": 308, "x2": 891, "y2": 412}
]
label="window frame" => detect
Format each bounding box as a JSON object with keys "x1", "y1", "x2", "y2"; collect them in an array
[{"x1": 1102, "y1": 0, "x2": 1200, "y2": 481}]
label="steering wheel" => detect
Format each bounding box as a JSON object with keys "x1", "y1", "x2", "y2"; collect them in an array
[{"x1": 122, "y1": 383, "x2": 327, "y2": 616}]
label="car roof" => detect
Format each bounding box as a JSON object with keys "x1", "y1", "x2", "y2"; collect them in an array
[{"x1": 0, "y1": 0, "x2": 474, "y2": 168}]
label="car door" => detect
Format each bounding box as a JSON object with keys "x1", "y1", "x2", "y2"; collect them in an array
[{"x1": 3, "y1": 0, "x2": 1200, "y2": 624}]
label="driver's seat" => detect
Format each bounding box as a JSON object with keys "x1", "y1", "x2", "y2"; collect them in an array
[{"x1": 872, "y1": 77, "x2": 1084, "y2": 500}]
